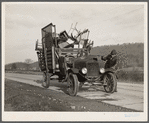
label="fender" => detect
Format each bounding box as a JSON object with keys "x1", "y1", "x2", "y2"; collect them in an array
[
  {"x1": 105, "y1": 68, "x2": 116, "y2": 73},
  {"x1": 68, "y1": 68, "x2": 79, "y2": 74},
  {"x1": 104, "y1": 68, "x2": 118, "y2": 79}
]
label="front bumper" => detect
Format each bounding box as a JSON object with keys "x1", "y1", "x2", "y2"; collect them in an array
[
  {"x1": 79, "y1": 72, "x2": 102, "y2": 82},
  {"x1": 86, "y1": 77, "x2": 100, "y2": 82}
]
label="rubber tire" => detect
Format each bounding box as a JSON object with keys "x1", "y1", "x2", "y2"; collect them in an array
[
  {"x1": 67, "y1": 73, "x2": 79, "y2": 96},
  {"x1": 42, "y1": 72, "x2": 50, "y2": 88},
  {"x1": 103, "y1": 73, "x2": 117, "y2": 93}
]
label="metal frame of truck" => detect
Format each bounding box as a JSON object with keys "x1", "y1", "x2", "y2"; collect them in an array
[{"x1": 35, "y1": 23, "x2": 118, "y2": 96}]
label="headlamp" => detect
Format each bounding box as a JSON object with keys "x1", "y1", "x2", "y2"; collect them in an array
[
  {"x1": 82, "y1": 68, "x2": 87, "y2": 74},
  {"x1": 100, "y1": 68, "x2": 105, "y2": 73}
]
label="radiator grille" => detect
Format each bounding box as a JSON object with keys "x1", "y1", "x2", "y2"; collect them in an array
[{"x1": 87, "y1": 62, "x2": 99, "y2": 77}]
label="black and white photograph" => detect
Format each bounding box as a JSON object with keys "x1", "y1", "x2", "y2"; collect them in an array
[{"x1": 2, "y1": 2, "x2": 148, "y2": 121}]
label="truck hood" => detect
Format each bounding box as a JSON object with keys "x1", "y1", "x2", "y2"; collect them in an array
[{"x1": 73, "y1": 55, "x2": 105, "y2": 69}]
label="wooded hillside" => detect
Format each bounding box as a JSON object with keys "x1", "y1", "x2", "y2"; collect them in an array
[
  {"x1": 5, "y1": 43, "x2": 144, "y2": 71},
  {"x1": 90, "y1": 43, "x2": 144, "y2": 70}
]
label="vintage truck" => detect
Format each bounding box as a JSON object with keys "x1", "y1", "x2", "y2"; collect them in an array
[{"x1": 35, "y1": 23, "x2": 117, "y2": 96}]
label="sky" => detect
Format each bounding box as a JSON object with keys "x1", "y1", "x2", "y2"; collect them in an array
[{"x1": 3, "y1": 2, "x2": 146, "y2": 64}]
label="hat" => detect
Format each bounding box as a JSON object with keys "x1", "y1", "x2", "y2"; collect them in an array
[{"x1": 111, "y1": 49, "x2": 117, "y2": 55}]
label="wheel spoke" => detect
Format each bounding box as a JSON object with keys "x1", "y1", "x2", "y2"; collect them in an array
[
  {"x1": 69, "y1": 76, "x2": 74, "y2": 92},
  {"x1": 104, "y1": 73, "x2": 116, "y2": 93}
]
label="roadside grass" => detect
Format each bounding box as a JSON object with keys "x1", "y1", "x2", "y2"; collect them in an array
[
  {"x1": 117, "y1": 70, "x2": 143, "y2": 84},
  {"x1": 4, "y1": 79, "x2": 73, "y2": 111}
]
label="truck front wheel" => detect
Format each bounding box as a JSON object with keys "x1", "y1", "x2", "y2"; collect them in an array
[
  {"x1": 67, "y1": 73, "x2": 79, "y2": 96},
  {"x1": 103, "y1": 73, "x2": 117, "y2": 93}
]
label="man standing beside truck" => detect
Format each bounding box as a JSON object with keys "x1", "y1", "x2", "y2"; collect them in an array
[
  {"x1": 101, "y1": 49, "x2": 118, "y2": 92},
  {"x1": 101, "y1": 49, "x2": 118, "y2": 69}
]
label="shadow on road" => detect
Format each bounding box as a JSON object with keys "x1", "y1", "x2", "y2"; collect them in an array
[
  {"x1": 34, "y1": 79, "x2": 106, "y2": 95},
  {"x1": 34, "y1": 79, "x2": 69, "y2": 95}
]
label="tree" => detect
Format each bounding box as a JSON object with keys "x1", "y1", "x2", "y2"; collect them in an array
[
  {"x1": 24, "y1": 59, "x2": 33, "y2": 70},
  {"x1": 12, "y1": 63, "x2": 17, "y2": 70},
  {"x1": 24, "y1": 59, "x2": 33, "y2": 64}
]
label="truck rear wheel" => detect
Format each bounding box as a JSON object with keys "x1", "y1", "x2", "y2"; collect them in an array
[
  {"x1": 42, "y1": 72, "x2": 50, "y2": 88},
  {"x1": 67, "y1": 73, "x2": 79, "y2": 96},
  {"x1": 103, "y1": 73, "x2": 117, "y2": 93}
]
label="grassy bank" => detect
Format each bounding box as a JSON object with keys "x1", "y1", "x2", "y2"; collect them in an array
[{"x1": 117, "y1": 70, "x2": 143, "y2": 83}]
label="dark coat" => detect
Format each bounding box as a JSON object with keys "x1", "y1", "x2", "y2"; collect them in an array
[{"x1": 101, "y1": 54, "x2": 118, "y2": 69}]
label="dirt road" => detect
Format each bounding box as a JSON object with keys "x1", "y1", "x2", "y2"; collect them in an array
[{"x1": 5, "y1": 73, "x2": 144, "y2": 111}]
